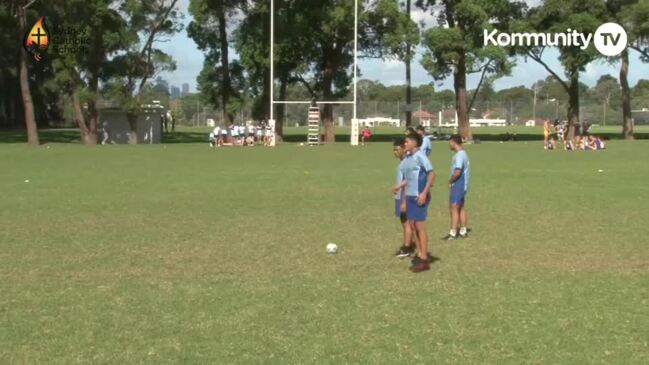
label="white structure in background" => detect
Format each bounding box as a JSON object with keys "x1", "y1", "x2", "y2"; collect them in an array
[
  {"x1": 357, "y1": 117, "x2": 400, "y2": 127},
  {"x1": 439, "y1": 114, "x2": 506, "y2": 128},
  {"x1": 98, "y1": 103, "x2": 166, "y2": 144},
  {"x1": 206, "y1": 118, "x2": 215, "y2": 127},
  {"x1": 470, "y1": 118, "x2": 507, "y2": 127},
  {"x1": 525, "y1": 120, "x2": 536, "y2": 127}
]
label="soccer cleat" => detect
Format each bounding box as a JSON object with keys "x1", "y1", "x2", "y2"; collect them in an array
[
  {"x1": 410, "y1": 259, "x2": 430, "y2": 273},
  {"x1": 459, "y1": 232, "x2": 468, "y2": 239},
  {"x1": 394, "y1": 245, "x2": 414, "y2": 258}
]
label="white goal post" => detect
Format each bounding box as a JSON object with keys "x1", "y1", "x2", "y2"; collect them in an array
[{"x1": 269, "y1": 0, "x2": 359, "y2": 146}]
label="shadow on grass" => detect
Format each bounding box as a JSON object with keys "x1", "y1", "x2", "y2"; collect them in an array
[
  {"x1": 2, "y1": 128, "x2": 648, "y2": 144},
  {"x1": 0, "y1": 129, "x2": 82, "y2": 144}
]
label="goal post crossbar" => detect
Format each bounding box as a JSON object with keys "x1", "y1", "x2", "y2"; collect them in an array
[{"x1": 272, "y1": 101, "x2": 356, "y2": 105}]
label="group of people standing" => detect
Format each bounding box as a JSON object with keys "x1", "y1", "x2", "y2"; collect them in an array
[
  {"x1": 209, "y1": 123, "x2": 274, "y2": 147},
  {"x1": 391, "y1": 126, "x2": 471, "y2": 273},
  {"x1": 544, "y1": 119, "x2": 606, "y2": 151}
]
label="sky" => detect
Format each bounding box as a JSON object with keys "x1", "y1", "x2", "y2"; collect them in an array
[{"x1": 159, "y1": 0, "x2": 647, "y2": 94}]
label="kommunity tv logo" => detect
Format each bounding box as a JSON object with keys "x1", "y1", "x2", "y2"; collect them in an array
[{"x1": 484, "y1": 23, "x2": 628, "y2": 56}]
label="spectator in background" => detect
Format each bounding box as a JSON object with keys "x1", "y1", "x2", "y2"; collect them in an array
[{"x1": 361, "y1": 126, "x2": 372, "y2": 146}]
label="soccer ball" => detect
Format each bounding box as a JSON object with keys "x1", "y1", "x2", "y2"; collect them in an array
[{"x1": 326, "y1": 243, "x2": 338, "y2": 254}]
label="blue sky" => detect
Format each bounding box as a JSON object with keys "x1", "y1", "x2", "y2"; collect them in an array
[{"x1": 159, "y1": 1, "x2": 647, "y2": 94}]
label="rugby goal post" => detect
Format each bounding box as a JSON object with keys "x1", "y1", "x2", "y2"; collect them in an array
[{"x1": 269, "y1": 0, "x2": 359, "y2": 146}]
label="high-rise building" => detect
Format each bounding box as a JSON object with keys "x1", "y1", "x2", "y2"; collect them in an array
[
  {"x1": 171, "y1": 86, "x2": 181, "y2": 99},
  {"x1": 182, "y1": 83, "x2": 190, "y2": 96}
]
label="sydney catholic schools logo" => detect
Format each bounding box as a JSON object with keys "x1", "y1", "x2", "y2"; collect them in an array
[
  {"x1": 24, "y1": 16, "x2": 50, "y2": 62},
  {"x1": 484, "y1": 22, "x2": 628, "y2": 57}
]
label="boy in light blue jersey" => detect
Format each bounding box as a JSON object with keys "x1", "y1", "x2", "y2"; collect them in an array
[
  {"x1": 391, "y1": 138, "x2": 417, "y2": 258},
  {"x1": 397, "y1": 132, "x2": 436, "y2": 273},
  {"x1": 416, "y1": 125, "x2": 432, "y2": 157},
  {"x1": 445, "y1": 134, "x2": 470, "y2": 240}
]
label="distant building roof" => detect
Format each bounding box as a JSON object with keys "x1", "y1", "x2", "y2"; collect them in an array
[{"x1": 413, "y1": 110, "x2": 435, "y2": 119}]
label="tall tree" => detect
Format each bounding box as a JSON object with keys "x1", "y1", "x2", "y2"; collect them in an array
[
  {"x1": 618, "y1": 0, "x2": 649, "y2": 139},
  {"x1": 594, "y1": 74, "x2": 621, "y2": 126},
  {"x1": 417, "y1": 0, "x2": 522, "y2": 141},
  {"x1": 366, "y1": 0, "x2": 420, "y2": 126},
  {"x1": 514, "y1": 0, "x2": 606, "y2": 141},
  {"x1": 13, "y1": 0, "x2": 39, "y2": 144},
  {"x1": 47, "y1": 0, "x2": 126, "y2": 144},
  {"x1": 304, "y1": 0, "x2": 360, "y2": 143},
  {"x1": 108, "y1": 0, "x2": 181, "y2": 144},
  {"x1": 189, "y1": 0, "x2": 243, "y2": 130}
]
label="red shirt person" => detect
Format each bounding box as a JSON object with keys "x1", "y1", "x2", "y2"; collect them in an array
[{"x1": 361, "y1": 126, "x2": 372, "y2": 146}]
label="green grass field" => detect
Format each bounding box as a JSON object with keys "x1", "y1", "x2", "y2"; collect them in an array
[{"x1": 1, "y1": 137, "x2": 648, "y2": 363}]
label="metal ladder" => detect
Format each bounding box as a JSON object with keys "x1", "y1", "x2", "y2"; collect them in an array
[{"x1": 307, "y1": 106, "x2": 320, "y2": 145}]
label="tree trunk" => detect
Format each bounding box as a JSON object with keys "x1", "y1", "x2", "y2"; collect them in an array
[
  {"x1": 454, "y1": 52, "x2": 472, "y2": 141},
  {"x1": 321, "y1": 71, "x2": 335, "y2": 143},
  {"x1": 218, "y1": 10, "x2": 232, "y2": 126},
  {"x1": 566, "y1": 72, "x2": 580, "y2": 141},
  {"x1": 276, "y1": 71, "x2": 288, "y2": 142},
  {"x1": 72, "y1": 90, "x2": 94, "y2": 144},
  {"x1": 86, "y1": 100, "x2": 99, "y2": 144},
  {"x1": 17, "y1": 3, "x2": 39, "y2": 145},
  {"x1": 127, "y1": 112, "x2": 138, "y2": 144},
  {"x1": 71, "y1": 88, "x2": 99, "y2": 145},
  {"x1": 322, "y1": 62, "x2": 336, "y2": 143},
  {"x1": 620, "y1": 49, "x2": 634, "y2": 140},
  {"x1": 405, "y1": 0, "x2": 412, "y2": 127}
]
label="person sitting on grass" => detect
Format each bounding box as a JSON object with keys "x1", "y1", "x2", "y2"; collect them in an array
[
  {"x1": 246, "y1": 134, "x2": 255, "y2": 146},
  {"x1": 565, "y1": 137, "x2": 575, "y2": 151},
  {"x1": 361, "y1": 126, "x2": 372, "y2": 146},
  {"x1": 400, "y1": 132, "x2": 436, "y2": 273},
  {"x1": 392, "y1": 138, "x2": 417, "y2": 258}
]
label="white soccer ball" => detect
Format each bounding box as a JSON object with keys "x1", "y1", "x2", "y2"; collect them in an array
[{"x1": 326, "y1": 243, "x2": 338, "y2": 254}]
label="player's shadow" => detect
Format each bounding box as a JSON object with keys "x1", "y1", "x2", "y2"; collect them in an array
[{"x1": 428, "y1": 255, "x2": 441, "y2": 264}]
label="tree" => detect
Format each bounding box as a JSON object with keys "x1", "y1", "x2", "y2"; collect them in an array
[
  {"x1": 108, "y1": 0, "x2": 181, "y2": 144},
  {"x1": 12, "y1": 0, "x2": 39, "y2": 144},
  {"x1": 189, "y1": 0, "x2": 243, "y2": 131},
  {"x1": 514, "y1": 0, "x2": 606, "y2": 140},
  {"x1": 594, "y1": 74, "x2": 621, "y2": 126},
  {"x1": 235, "y1": 0, "x2": 312, "y2": 139},
  {"x1": 417, "y1": 0, "x2": 522, "y2": 141},
  {"x1": 298, "y1": 0, "x2": 361, "y2": 143},
  {"x1": 47, "y1": 0, "x2": 126, "y2": 144},
  {"x1": 617, "y1": 0, "x2": 649, "y2": 139},
  {"x1": 366, "y1": 0, "x2": 421, "y2": 126}
]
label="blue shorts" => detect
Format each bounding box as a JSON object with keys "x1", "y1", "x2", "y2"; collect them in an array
[
  {"x1": 406, "y1": 195, "x2": 430, "y2": 221},
  {"x1": 450, "y1": 184, "x2": 467, "y2": 205}
]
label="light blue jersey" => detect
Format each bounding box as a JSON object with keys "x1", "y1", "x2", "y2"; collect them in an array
[
  {"x1": 395, "y1": 158, "x2": 407, "y2": 200},
  {"x1": 450, "y1": 150, "x2": 470, "y2": 192},
  {"x1": 400, "y1": 150, "x2": 434, "y2": 197},
  {"x1": 421, "y1": 135, "x2": 432, "y2": 156}
]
